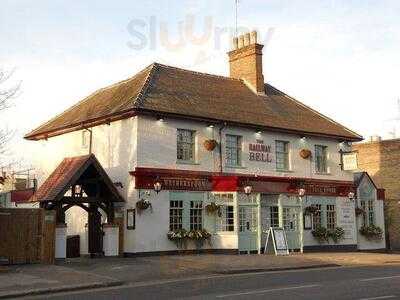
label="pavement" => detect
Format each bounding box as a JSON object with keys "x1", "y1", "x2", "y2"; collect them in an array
[
  {"x1": 1, "y1": 252, "x2": 400, "y2": 299},
  {"x1": 22, "y1": 264, "x2": 400, "y2": 300}
]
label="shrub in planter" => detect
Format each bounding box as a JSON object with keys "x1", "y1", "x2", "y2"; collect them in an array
[
  {"x1": 188, "y1": 229, "x2": 212, "y2": 249},
  {"x1": 167, "y1": 229, "x2": 189, "y2": 248},
  {"x1": 359, "y1": 225, "x2": 383, "y2": 240},
  {"x1": 328, "y1": 227, "x2": 345, "y2": 243},
  {"x1": 203, "y1": 139, "x2": 218, "y2": 151},
  {"x1": 312, "y1": 226, "x2": 329, "y2": 243}
]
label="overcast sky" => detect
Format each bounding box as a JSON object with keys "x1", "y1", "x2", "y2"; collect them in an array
[{"x1": 1, "y1": 0, "x2": 400, "y2": 166}]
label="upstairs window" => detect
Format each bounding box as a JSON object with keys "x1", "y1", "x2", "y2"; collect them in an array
[
  {"x1": 275, "y1": 140, "x2": 289, "y2": 171},
  {"x1": 226, "y1": 135, "x2": 242, "y2": 166},
  {"x1": 315, "y1": 145, "x2": 328, "y2": 173},
  {"x1": 177, "y1": 129, "x2": 195, "y2": 162}
]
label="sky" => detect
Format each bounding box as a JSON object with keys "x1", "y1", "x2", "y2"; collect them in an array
[{"x1": 1, "y1": 0, "x2": 400, "y2": 167}]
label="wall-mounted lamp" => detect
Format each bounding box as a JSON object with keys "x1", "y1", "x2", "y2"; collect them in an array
[
  {"x1": 208, "y1": 124, "x2": 215, "y2": 128},
  {"x1": 301, "y1": 136, "x2": 307, "y2": 141},
  {"x1": 256, "y1": 130, "x2": 262, "y2": 134},
  {"x1": 298, "y1": 188, "x2": 306, "y2": 198},
  {"x1": 157, "y1": 116, "x2": 164, "y2": 122},
  {"x1": 244, "y1": 185, "x2": 253, "y2": 196},
  {"x1": 154, "y1": 181, "x2": 162, "y2": 194},
  {"x1": 348, "y1": 192, "x2": 355, "y2": 201}
]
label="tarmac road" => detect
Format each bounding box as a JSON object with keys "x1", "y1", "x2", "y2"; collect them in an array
[{"x1": 21, "y1": 265, "x2": 400, "y2": 300}]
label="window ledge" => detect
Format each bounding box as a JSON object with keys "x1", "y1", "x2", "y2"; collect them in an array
[
  {"x1": 225, "y1": 165, "x2": 247, "y2": 169},
  {"x1": 314, "y1": 172, "x2": 332, "y2": 176},
  {"x1": 276, "y1": 169, "x2": 294, "y2": 173},
  {"x1": 176, "y1": 160, "x2": 200, "y2": 166}
]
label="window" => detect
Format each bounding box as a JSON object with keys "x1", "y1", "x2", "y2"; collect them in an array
[
  {"x1": 275, "y1": 141, "x2": 289, "y2": 171},
  {"x1": 326, "y1": 205, "x2": 336, "y2": 230},
  {"x1": 190, "y1": 201, "x2": 203, "y2": 230},
  {"x1": 169, "y1": 201, "x2": 183, "y2": 230},
  {"x1": 269, "y1": 206, "x2": 279, "y2": 228},
  {"x1": 226, "y1": 135, "x2": 242, "y2": 166},
  {"x1": 361, "y1": 200, "x2": 367, "y2": 226},
  {"x1": 218, "y1": 206, "x2": 234, "y2": 232},
  {"x1": 315, "y1": 145, "x2": 328, "y2": 173},
  {"x1": 312, "y1": 204, "x2": 322, "y2": 230},
  {"x1": 282, "y1": 207, "x2": 298, "y2": 231},
  {"x1": 368, "y1": 200, "x2": 374, "y2": 225},
  {"x1": 214, "y1": 193, "x2": 234, "y2": 232},
  {"x1": 177, "y1": 129, "x2": 195, "y2": 162}
]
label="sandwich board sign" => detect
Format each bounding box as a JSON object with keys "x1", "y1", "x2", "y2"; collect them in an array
[{"x1": 264, "y1": 227, "x2": 289, "y2": 256}]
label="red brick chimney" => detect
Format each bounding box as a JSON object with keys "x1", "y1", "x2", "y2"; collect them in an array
[{"x1": 228, "y1": 31, "x2": 265, "y2": 94}]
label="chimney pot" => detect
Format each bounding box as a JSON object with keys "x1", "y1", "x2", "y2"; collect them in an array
[
  {"x1": 238, "y1": 35, "x2": 244, "y2": 48},
  {"x1": 244, "y1": 33, "x2": 251, "y2": 46},
  {"x1": 232, "y1": 37, "x2": 239, "y2": 50},
  {"x1": 250, "y1": 31, "x2": 258, "y2": 44}
]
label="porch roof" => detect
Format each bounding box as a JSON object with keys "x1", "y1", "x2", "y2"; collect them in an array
[{"x1": 30, "y1": 154, "x2": 125, "y2": 203}]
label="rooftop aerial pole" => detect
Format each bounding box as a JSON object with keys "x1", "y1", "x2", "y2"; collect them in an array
[{"x1": 235, "y1": 0, "x2": 239, "y2": 37}]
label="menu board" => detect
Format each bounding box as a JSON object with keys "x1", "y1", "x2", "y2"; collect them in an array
[{"x1": 264, "y1": 227, "x2": 289, "y2": 256}]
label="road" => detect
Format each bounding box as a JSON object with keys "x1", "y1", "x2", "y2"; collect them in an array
[{"x1": 21, "y1": 265, "x2": 400, "y2": 300}]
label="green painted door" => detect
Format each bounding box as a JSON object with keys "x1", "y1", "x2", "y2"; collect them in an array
[
  {"x1": 238, "y1": 205, "x2": 258, "y2": 253},
  {"x1": 282, "y1": 206, "x2": 301, "y2": 250}
]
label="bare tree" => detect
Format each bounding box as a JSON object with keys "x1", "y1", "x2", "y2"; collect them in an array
[{"x1": 0, "y1": 68, "x2": 21, "y2": 158}]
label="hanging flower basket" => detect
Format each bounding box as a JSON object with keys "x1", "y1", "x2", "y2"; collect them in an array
[
  {"x1": 300, "y1": 149, "x2": 312, "y2": 159},
  {"x1": 205, "y1": 202, "x2": 222, "y2": 216},
  {"x1": 304, "y1": 205, "x2": 319, "y2": 215},
  {"x1": 355, "y1": 207, "x2": 366, "y2": 216},
  {"x1": 136, "y1": 199, "x2": 152, "y2": 212},
  {"x1": 203, "y1": 139, "x2": 217, "y2": 151}
]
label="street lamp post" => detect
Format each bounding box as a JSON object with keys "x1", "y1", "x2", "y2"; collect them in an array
[{"x1": 298, "y1": 188, "x2": 306, "y2": 254}]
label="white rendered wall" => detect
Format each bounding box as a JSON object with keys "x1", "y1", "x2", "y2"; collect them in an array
[{"x1": 356, "y1": 176, "x2": 386, "y2": 250}]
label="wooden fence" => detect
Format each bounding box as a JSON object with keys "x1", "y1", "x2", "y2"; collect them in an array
[{"x1": 0, "y1": 208, "x2": 56, "y2": 264}]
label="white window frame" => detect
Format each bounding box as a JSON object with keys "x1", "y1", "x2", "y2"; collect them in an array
[
  {"x1": 169, "y1": 200, "x2": 183, "y2": 231},
  {"x1": 213, "y1": 193, "x2": 235, "y2": 233},
  {"x1": 190, "y1": 200, "x2": 203, "y2": 230},
  {"x1": 315, "y1": 145, "x2": 328, "y2": 173},
  {"x1": 326, "y1": 204, "x2": 336, "y2": 230},
  {"x1": 177, "y1": 129, "x2": 196, "y2": 162},
  {"x1": 225, "y1": 134, "x2": 242, "y2": 167},
  {"x1": 275, "y1": 140, "x2": 290, "y2": 171}
]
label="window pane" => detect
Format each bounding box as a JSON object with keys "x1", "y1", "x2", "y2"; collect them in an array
[
  {"x1": 177, "y1": 129, "x2": 195, "y2": 161},
  {"x1": 190, "y1": 200, "x2": 203, "y2": 230},
  {"x1": 276, "y1": 141, "x2": 289, "y2": 170},
  {"x1": 326, "y1": 205, "x2": 336, "y2": 230},
  {"x1": 169, "y1": 201, "x2": 183, "y2": 230},
  {"x1": 226, "y1": 135, "x2": 242, "y2": 166},
  {"x1": 315, "y1": 145, "x2": 328, "y2": 173},
  {"x1": 312, "y1": 204, "x2": 322, "y2": 229}
]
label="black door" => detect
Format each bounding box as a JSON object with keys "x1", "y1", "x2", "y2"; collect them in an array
[{"x1": 88, "y1": 209, "x2": 103, "y2": 256}]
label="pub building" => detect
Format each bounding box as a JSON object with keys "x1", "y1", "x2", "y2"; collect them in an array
[{"x1": 24, "y1": 31, "x2": 386, "y2": 257}]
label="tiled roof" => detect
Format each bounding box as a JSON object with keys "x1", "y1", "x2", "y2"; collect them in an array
[
  {"x1": 25, "y1": 63, "x2": 362, "y2": 141},
  {"x1": 30, "y1": 154, "x2": 124, "y2": 203}
]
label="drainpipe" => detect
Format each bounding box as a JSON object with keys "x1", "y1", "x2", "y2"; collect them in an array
[
  {"x1": 84, "y1": 128, "x2": 93, "y2": 155},
  {"x1": 218, "y1": 122, "x2": 227, "y2": 173}
]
